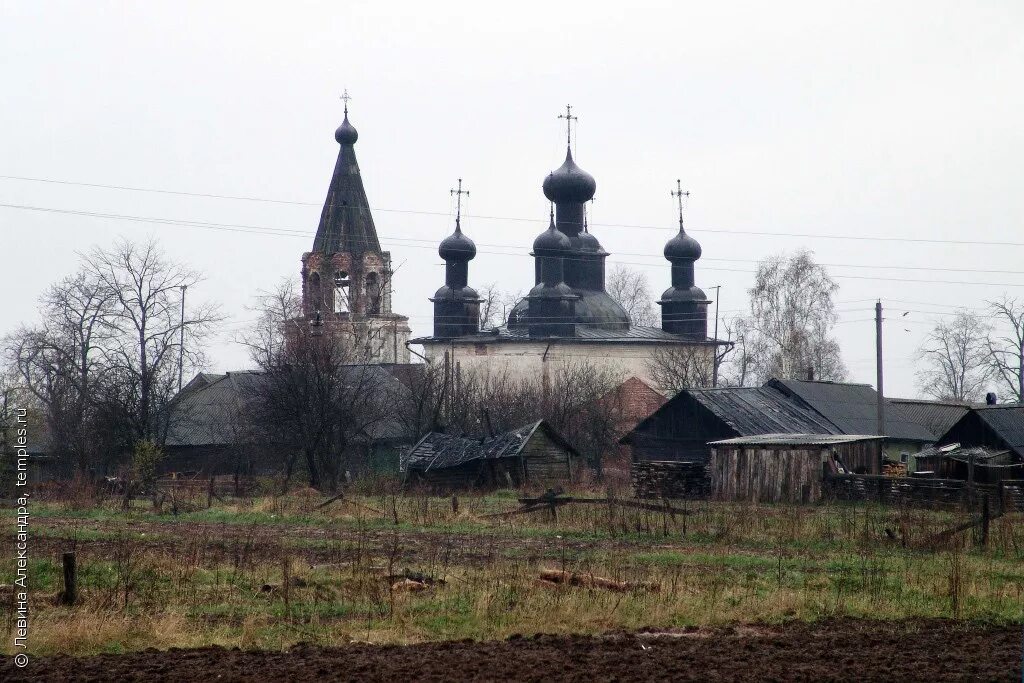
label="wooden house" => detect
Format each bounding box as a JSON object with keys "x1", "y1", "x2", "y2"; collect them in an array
[
  {"x1": 622, "y1": 386, "x2": 841, "y2": 464},
  {"x1": 709, "y1": 434, "x2": 884, "y2": 504},
  {"x1": 403, "y1": 420, "x2": 579, "y2": 490},
  {"x1": 938, "y1": 404, "x2": 1024, "y2": 460}
]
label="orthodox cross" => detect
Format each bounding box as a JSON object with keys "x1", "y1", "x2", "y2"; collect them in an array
[
  {"x1": 671, "y1": 179, "x2": 690, "y2": 230},
  {"x1": 450, "y1": 178, "x2": 469, "y2": 227},
  {"x1": 558, "y1": 104, "x2": 578, "y2": 145},
  {"x1": 340, "y1": 89, "x2": 352, "y2": 115}
]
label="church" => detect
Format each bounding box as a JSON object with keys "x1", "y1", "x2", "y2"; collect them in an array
[
  {"x1": 295, "y1": 99, "x2": 721, "y2": 387},
  {"x1": 411, "y1": 115, "x2": 722, "y2": 388}
]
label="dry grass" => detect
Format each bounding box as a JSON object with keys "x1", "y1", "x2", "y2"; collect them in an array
[{"x1": 3, "y1": 489, "x2": 1023, "y2": 656}]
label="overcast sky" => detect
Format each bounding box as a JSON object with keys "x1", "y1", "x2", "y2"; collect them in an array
[{"x1": 2, "y1": 1, "x2": 1022, "y2": 398}]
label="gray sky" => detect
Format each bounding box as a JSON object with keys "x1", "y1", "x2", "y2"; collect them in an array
[{"x1": 2, "y1": 1, "x2": 1022, "y2": 398}]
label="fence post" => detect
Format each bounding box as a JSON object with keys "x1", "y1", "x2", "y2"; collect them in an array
[
  {"x1": 980, "y1": 494, "x2": 990, "y2": 548},
  {"x1": 61, "y1": 552, "x2": 77, "y2": 606}
]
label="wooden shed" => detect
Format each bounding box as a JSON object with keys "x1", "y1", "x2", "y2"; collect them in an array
[
  {"x1": 403, "y1": 420, "x2": 580, "y2": 490},
  {"x1": 709, "y1": 434, "x2": 884, "y2": 503}
]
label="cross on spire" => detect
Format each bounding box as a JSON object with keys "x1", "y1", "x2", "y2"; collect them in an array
[
  {"x1": 450, "y1": 178, "x2": 469, "y2": 229},
  {"x1": 671, "y1": 179, "x2": 690, "y2": 231},
  {"x1": 558, "y1": 104, "x2": 578, "y2": 145},
  {"x1": 340, "y1": 89, "x2": 352, "y2": 115}
]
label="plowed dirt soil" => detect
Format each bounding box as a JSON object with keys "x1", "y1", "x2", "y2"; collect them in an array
[{"x1": 5, "y1": 618, "x2": 1021, "y2": 682}]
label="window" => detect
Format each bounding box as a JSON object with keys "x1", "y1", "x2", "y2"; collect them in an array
[
  {"x1": 365, "y1": 272, "x2": 381, "y2": 314},
  {"x1": 333, "y1": 270, "x2": 350, "y2": 313}
]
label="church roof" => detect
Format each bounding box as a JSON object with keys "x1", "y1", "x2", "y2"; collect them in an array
[
  {"x1": 311, "y1": 110, "x2": 381, "y2": 254},
  {"x1": 411, "y1": 323, "x2": 718, "y2": 346}
]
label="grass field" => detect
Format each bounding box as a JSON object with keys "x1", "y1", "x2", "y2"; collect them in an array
[{"x1": 3, "y1": 486, "x2": 1023, "y2": 657}]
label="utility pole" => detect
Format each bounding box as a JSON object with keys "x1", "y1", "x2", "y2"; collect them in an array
[
  {"x1": 711, "y1": 285, "x2": 721, "y2": 387},
  {"x1": 875, "y1": 299, "x2": 885, "y2": 436},
  {"x1": 178, "y1": 284, "x2": 187, "y2": 394}
]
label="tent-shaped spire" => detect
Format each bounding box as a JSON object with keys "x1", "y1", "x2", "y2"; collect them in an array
[{"x1": 311, "y1": 103, "x2": 381, "y2": 254}]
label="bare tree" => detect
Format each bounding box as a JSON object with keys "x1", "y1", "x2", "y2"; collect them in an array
[
  {"x1": 646, "y1": 346, "x2": 714, "y2": 394},
  {"x1": 984, "y1": 296, "x2": 1024, "y2": 402},
  {"x1": 83, "y1": 239, "x2": 221, "y2": 444},
  {"x1": 717, "y1": 316, "x2": 755, "y2": 387},
  {"x1": 477, "y1": 284, "x2": 522, "y2": 330},
  {"x1": 917, "y1": 311, "x2": 992, "y2": 402},
  {"x1": 242, "y1": 279, "x2": 393, "y2": 490},
  {"x1": 5, "y1": 271, "x2": 119, "y2": 473},
  {"x1": 607, "y1": 264, "x2": 657, "y2": 327},
  {"x1": 742, "y1": 250, "x2": 846, "y2": 383}
]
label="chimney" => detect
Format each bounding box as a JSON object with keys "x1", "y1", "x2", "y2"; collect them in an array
[
  {"x1": 806, "y1": 365, "x2": 815, "y2": 381},
  {"x1": 986, "y1": 392, "x2": 997, "y2": 405}
]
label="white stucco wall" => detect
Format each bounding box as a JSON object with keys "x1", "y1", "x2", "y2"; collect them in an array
[{"x1": 418, "y1": 339, "x2": 712, "y2": 389}]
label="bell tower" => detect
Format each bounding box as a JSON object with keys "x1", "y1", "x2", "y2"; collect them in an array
[{"x1": 298, "y1": 93, "x2": 411, "y2": 363}]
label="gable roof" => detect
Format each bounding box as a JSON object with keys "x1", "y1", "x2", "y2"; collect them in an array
[
  {"x1": 627, "y1": 386, "x2": 842, "y2": 439},
  {"x1": 888, "y1": 398, "x2": 976, "y2": 440},
  {"x1": 167, "y1": 365, "x2": 418, "y2": 448},
  {"x1": 166, "y1": 371, "x2": 264, "y2": 447},
  {"x1": 973, "y1": 404, "x2": 1024, "y2": 458},
  {"x1": 405, "y1": 420, "x2": 578, "y2": 471},
  {"x1": 766, "y1": 379, "x2": 935, "y2": 443}
]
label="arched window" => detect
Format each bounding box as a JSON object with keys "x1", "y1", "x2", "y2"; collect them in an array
[
  {"x1": 365, "y1": 272, "x2": 381, "y2": 314},
  {"x1": 308, "y1": 272, "x2": 323, "y2": 314},
  {"x1": 333, "y1": 270, "x2": 350, "y2": 313}
]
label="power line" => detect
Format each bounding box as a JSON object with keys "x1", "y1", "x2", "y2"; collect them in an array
[
  {"x1": 4, "y1": 173, "x2": 1024, "y2": 248},
  {"x1": 5, "y1": 201, "x2": 1024, "y2": 289}
]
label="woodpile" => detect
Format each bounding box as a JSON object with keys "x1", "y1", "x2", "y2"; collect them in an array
[{"x1": 631, "y1": 461, "x2": 709, "y2": 499}]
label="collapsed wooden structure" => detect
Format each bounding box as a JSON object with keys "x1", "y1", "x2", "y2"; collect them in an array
[{"x1": 403, "y1": 420, "x2": 579, "y2": 489}]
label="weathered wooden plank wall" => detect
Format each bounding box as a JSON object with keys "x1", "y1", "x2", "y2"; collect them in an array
[
  {"x1": 710, "y1": 446, "x2": 825, "y2": 503},
  {"x1": 522, "y1": 431, "x2": 573, "y2": 484}
]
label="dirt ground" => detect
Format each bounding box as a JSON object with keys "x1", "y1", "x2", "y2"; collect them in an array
[{"x1": 5, "y1": 618, "x2": 1021, "y2": 682}]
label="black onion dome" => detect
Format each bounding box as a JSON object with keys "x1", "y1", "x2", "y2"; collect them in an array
[
  {"x1": 573, "y1": 230, "x2": 603, "y2": 252},
  {"x1": 542, "y1": 147, "x2": 596, "y2": 203},
  {"x1": 533, "y1": 215, "x2": 571, "y2": 253},
  {"x1": 335, "y1": 114, "x2": 358, "y2": 145},
  {"x1": 664, "y1": 229, "x2": 702, "y2": 260},
  {"x1": 438, "y1": 225, "x2": 476, "y2": 262}
]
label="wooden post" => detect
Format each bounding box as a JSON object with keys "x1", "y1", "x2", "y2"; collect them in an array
[
  {"x1": 980, "y1": 494, "x2": 990, "y2": 547},
  {"x1": 61, "y1": 552, "x2": 77, "y2": 606},
  {"x1": 451, "y1": 495, "x2": 459, "y2": 515},
  {"x1": 207, "y1": 474, "x2": 214, "y2": 508}
]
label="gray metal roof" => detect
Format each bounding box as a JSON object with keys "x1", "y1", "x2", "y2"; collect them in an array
[
  {"x1": 710, "y1": 433, "x2": 884, "y2": 447},
  {"x1": 411, "y1": 324, "x2": 719, "y2": 346},
  {"x1": 766, "y1": 379, "x2": 936, "y2": 443},
  {"x1": 888, "y1": 398, "x2": 975, "y2": 440},
  {"x1": 974, "y1": 404, "x2": 1024, "y2": 457},
  {"x1": 686, "y1": 387, "x2": 843, "y2": 436},
  {"x1": 167, "y1": 366, "x2": 416, "y2": 448}
]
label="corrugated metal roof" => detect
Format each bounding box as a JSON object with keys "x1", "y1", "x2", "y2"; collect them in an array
[
  {"x1": 687, "y1": 387, "x2": 843, "y2": 436},
  {"x1": 710, "y1": 433, "x2": 884, "y2": 447},
  {"x1": 766, "y1": 379, "x2": 936, "y2": 443},
  {"x1": 888, "y1": 398, "x2": 975, "y2": 440}
]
